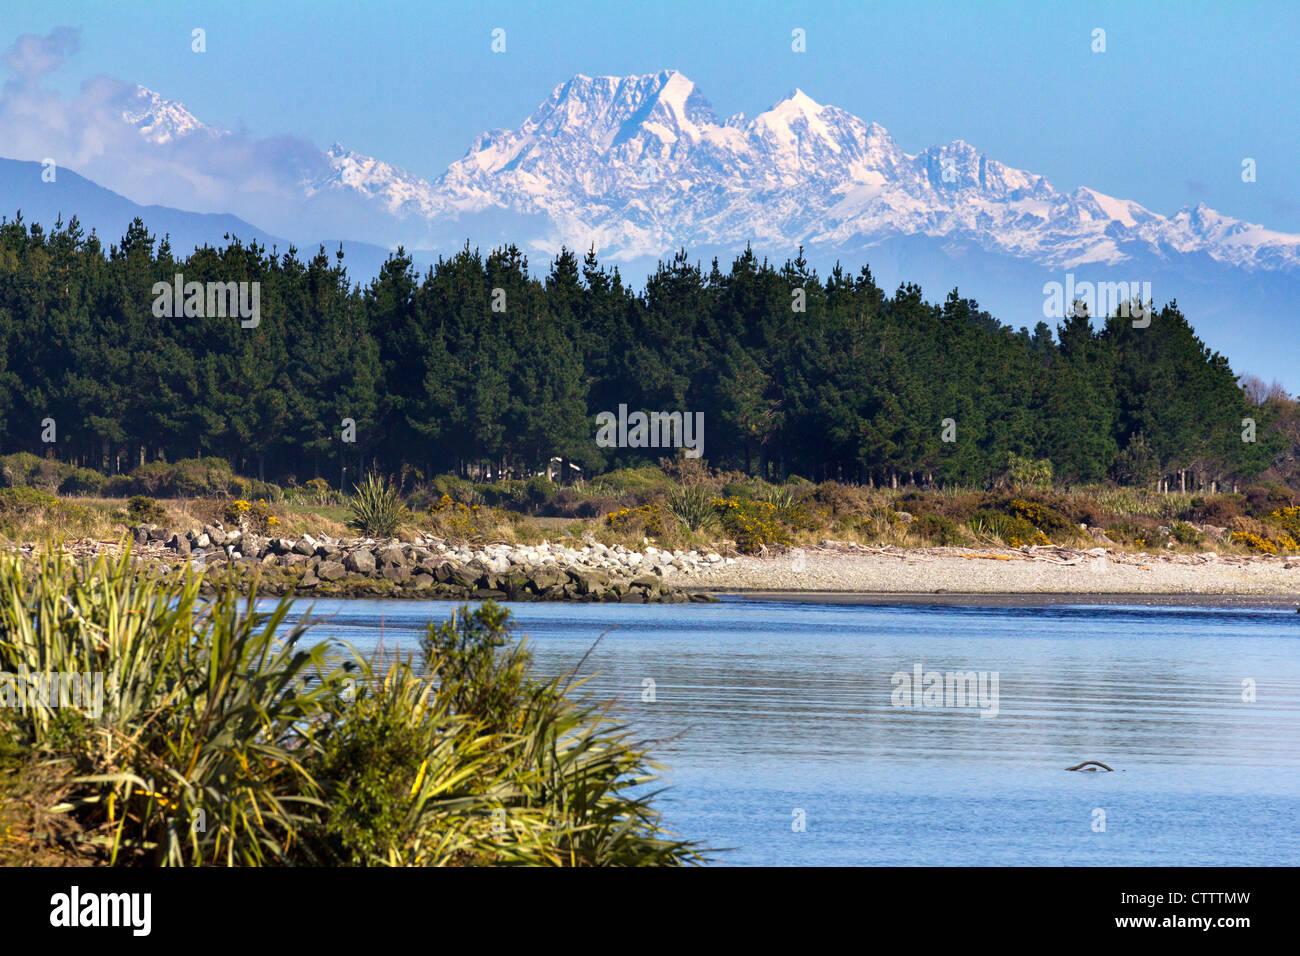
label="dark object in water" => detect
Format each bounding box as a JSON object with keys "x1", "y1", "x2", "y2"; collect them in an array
[{"x1": 1066, "y1": 760, "x2": 1114, "y2": 772}]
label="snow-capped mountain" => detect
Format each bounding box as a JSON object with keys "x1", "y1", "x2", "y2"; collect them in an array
[
  {"x1": 114, "y1": 71, "x2": 1300, "y2": 276},
  {"x1": 418, "y1": 70, "x2": 1300, "y2": 271},
  {"x1": 119, "y1": 85, "x2": 226, "y2": 145},
  {"x1": 303, "y1": 143, "x2": 441, "y2": 218}
]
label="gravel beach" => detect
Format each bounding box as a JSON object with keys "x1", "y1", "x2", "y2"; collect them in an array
[{"x1": 690, "y1": 545, "x2": 1300, "y2": 598}]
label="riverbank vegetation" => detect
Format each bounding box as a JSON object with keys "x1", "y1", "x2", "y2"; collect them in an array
[
  {"x1": 3, "y1": 454, "x2": 1300, "y2": 558},
  {"x1": 0, "y1": 548, "x2": 699, "y2": 865}
]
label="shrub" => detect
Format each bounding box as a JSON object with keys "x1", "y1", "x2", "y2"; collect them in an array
[
  {"x1": 719, "y1": 481, "x2": 756, "y2": 500},
  {"x1": 1006, "y1": 498, "x2": 1071, "y2": 535},
  {"x1": 1169, "y1": 521, "x2": 1203, "y2": 546},
  {"x1": 348, "y1": 474, "x2": 405, "y2": 538},
  {"x1": 604, "y1": 504, "x2": 666, "y2": 538},
  {"x1": 1188, "y1": 494, "x2": 1247, "y2": 525},
  {"x1": 103, "y1": 475, "x2": 136, "y2": 497},
  {"x1": 1267, "y1": 505, "x2": 1300, "y2": 540},
  {"x1": 0, "y1": 487, "x2": 59, "y2": 525},
  {"x1": 811, "y1": 481, "x2": 873, "y2": 517},
  {"x1": 589, "y1": 465, "x2": 672, "y2": 497},
  {"x1": 430, "y1": 474, "x2": 483, "y2": 507},
  {"x1": 425, "y1": 494, "x2": 504, "y2": 541},
  {"x1": 58, "y1": 467, "x2": 107, "y2": 496},
  {"x1": 665, "y1": 485, "x2": 714, "y2": 532},
  {"x1": 164, "y1": 458, "x2": 236, "y2": 497},
  {"x1": 304, "y1": 477, "x2": 342, "y2": 506},
  {"x1": 911, "y1": 513, "x2": 962, "y2": 545},
  {"x1": 1232, "y1": 531, "x2": 1279, "y2": 554},
  {"x1": 126, "y1": 495, "x2": 168, "y2": 525},
  {"x1": 221, "y1": 498, "x2": 281, "y2": 534},
  {"x1": 0, "y1": 452, "x2": 67, "y2": 491},
  {"x1": 1006, "y1": 452, "x2": 1054, "y2": 489},
  {"x1": 712, "y1": 496, "x2": 792, "y2": 554},
  {"x1": 967, "y1": 510, "x2": 1049, "y2": 547},
  {"x1": 1243, "y1": 483, "x2": 1296, "y2": 518}
]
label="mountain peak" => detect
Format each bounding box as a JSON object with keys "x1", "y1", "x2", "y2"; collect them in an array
[
  {"x1": 120, "y1": 85, "x2": 220, "y2": 144},
  {"x1": 778, "y1": 88, "x2": 823, "y2": 111}
]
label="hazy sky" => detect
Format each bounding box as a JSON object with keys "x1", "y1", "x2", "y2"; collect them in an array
[{"x1": 2, "y1": 0, "x2": 1298, "y2": 233}]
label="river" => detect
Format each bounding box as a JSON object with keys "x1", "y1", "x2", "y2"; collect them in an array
[{"x1": 275, "y1": 596, "x2": 1300, "y2": 866}]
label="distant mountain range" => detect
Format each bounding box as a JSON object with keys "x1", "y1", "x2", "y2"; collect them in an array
[
  {"x1": 0, "y1": 157, "x2": 429, "y2": 281},
  {"x1": 3, "y1": 70, "x2": 1297, "y2": 387}
]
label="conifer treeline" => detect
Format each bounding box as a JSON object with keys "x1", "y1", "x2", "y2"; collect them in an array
[{"x1": 0, "y1": 213, "x2": 1280, "y2": 487}]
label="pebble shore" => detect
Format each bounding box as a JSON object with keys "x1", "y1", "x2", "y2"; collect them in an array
[{"x1": 689, "y1": 543, "x2": 1300, "y2": 596}]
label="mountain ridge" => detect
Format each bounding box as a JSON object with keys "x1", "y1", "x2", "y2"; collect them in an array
[{"x1": 110, "y1": 70, "x2": 1300, "y2": 275}]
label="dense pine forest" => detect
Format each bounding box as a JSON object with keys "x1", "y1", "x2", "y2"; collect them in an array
[{"x1": 0, "y1": 212, "x2": 1292, "y2": 491}]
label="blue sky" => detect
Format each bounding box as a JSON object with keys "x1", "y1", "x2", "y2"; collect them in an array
[{"x1": 3, "y1": 0, "x2": 1298, "y2": 234}]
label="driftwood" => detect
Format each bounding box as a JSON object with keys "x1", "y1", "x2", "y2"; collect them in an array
[{"x1": 1065, "y1": 760, "x2": 1114, "y2": 772}]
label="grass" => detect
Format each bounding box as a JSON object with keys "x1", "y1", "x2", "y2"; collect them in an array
[
  {"x1": 0, "y1": 546, "x2": 703, "y2": 866},
  {"x1": 0, "y1": 463, "x2": 1291, "y2": 558}
]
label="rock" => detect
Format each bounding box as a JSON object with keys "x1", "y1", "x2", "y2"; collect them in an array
[
  {"x1": 382, "y1": 564, "x2": 411, "y2": 584},
  {"x1": 531, "y1": 566, "x2": 567, "y2": 592},
  {"x1": 344, "y1": 549, "x2": 376, "y2": 574},
  {"x1": 317, "y1": 561, "x2": 346, "y2": 581},
  {"x1": 292, "y1": 536, "x2": 316, "y2": 556},
  {"x1": 148, "y1": 526, "x2": 170, "y2": 542},
  {"x1": 499, "y1": 569, "x2": 531, "y2": 595},
  {"x1": 299, "y1": 567, "x2": 319, "y2": 587},
  {"x1": 449, "y1": 563, "x2": 480, "y2": 589},
  {"x1": 204, "y1": 525, "x2": 226, "y2": 547},
  {"x1": 168, "y1": 533, "x2": 191, "y2": 556},
  {"x1": 194, "y1": 532, "x2": 211, "y2": 549}
]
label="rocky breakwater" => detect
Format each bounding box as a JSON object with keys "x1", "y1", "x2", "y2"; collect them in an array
[{"x1": 129, "y1": 522, "x2": 728, "y2": 603}]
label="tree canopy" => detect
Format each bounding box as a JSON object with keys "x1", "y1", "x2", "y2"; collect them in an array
[{"x1": 0, "y1": 213, "x2": 1282, "y2": 489}]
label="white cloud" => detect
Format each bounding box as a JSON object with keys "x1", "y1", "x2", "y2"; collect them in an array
[{"x1": 0, "y1": 27, "x2": 334, "y2": 237}]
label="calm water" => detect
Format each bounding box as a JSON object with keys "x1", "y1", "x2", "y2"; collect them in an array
[{"x1": 274, "y1": 596, "x2": 1300, "y2": 866}]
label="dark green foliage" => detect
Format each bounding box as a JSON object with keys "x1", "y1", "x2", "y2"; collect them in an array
[{"x1": 0, "y1": 213, "x2": 1282, "y2": 492}]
